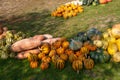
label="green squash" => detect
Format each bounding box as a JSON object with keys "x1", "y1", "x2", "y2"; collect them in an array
[{"x1": 90, "y1": 49, "x2": 111, "y2": 63}]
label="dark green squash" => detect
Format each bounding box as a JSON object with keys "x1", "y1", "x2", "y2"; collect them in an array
[{"x1": 89, "y1": 49, "x2": 111, "y2": 63}]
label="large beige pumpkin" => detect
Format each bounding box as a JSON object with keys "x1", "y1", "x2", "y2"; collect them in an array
[{"x1": 111, "y1": 24, "x2": 120, "y2": 38}]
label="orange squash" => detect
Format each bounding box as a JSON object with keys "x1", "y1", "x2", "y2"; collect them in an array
[
  {"x1": 30, "y1": 61, "x2": 38, "y2": 68},
  {"x1": 56, "y1": 47, "x2": 65, "y2": 55},
  {"x1": 40, "y1": 62, "x2": 49, "y2": 70}
]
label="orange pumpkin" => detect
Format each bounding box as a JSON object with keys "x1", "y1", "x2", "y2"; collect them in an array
[
  {"x1": 69, "y1": 53, "x2": 78, "y2": 63},
  {"x1": 65, "y1": 49, "x2": 74, "y2": 56},
  {"x1": 40, "y1": 44, "x2": 50, "y2": 54},
  {"x1": 38, "y1": 52, "x2": 45, "y2": 60},
  {"x1": 41, "y1": 56, "x2": 51, "y2": 63},
  {"x1": 30, "y1": 61, "x2": 38, "y2": 68},
  {"x1": 40, "y1": 62, "x2": 49, "y2": 70},
  {"x1": 56, "y1": 47, "x2": 65, "y2": 55},
  {"x1": 52, "y1": 40, "x2": 62, "y2": 49},
  {"x1": 49, "y1": 49, "x2": 56, "y2": 57},
  {"x1": 60, "y1": 54, "x2": 68, "y2": 61},
  {"x1": 62, "y1": 40, "x2": 69, "y2": 49}
]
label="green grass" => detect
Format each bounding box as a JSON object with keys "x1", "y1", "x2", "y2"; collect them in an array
[{"x1": 1, "y1": 0, "x2": 120, "y2": 80}]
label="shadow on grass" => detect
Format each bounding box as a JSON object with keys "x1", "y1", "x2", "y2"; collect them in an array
[{"x1": 3, "y1": 9, "x2": 64, "y2": 37}]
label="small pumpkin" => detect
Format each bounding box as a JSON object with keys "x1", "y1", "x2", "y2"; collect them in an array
[
  {"x1": 75, "y1": 51, "x2": 82, "y2": 57},
  {"x1": 49, "y1": 49, "x2": 56, "y2": 57},
  {"x1": 107, "y1": 42, "x2": 118, "y2": 55},
  {"x1": 51, "y1": 54, "x2": 59, "y2": 63},
  {"x1": 28, "y1": 53, "x2": 38, "y2": 61},
  {"x1": 52, "y1": 40, "x2": 62, "y2": 49},
  {"x1": 72, "y1": 59, "x2": 83, "y2": 74},
  {"x1": 56, "y1": 47, "x2": 65, "y2": 55},
  {"x1": 40, "y1": 62, "x2": 49, "y2": 70},
  {"x1": 83, "y1": 57, "x2": 94, "y2": 70},
  {"x1": 65, "y1": 49, "x2": 74, "y2": 56},
  {"x1": 111, "y1": 24, "x2": 120, "y2": 38},
  {"x1": 54, "y1": 58, "x2": 65, "y2": 70},
  {"x1": 41, "y1": 56, "x2": 51, "y2": 63},
  {"x1": 93, "y1": 40, "x2": 103, "y2": 48},
  {"x1": 69, "y1": 53, "x2": 78, "y2": 63},
  {"x1": 116, "y1": 39, "x2": 120, "y2": 51},
  {"x1": 30, "y1": 61, "x2": 38, "y2": 68},
  {"x1": 80, "y1": 47, "x2": 89, "y2": 55},
  {"x1": 62, "y1": 40, "x2": 69, "y2": 49},
  {"x1": 40, "y1": 43, "x2": 50, "y2": 54},
  {"x1": 38, "y1": 52, "x2": 45, "y2": 60},
  {"x1": 112, "y1": 52, "x2": 120, "y2": 62},
  {"x1": 60, "y1": 54, "x2": 68, "y2": 61}
]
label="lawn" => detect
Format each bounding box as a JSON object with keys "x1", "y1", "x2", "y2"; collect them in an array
[{"x1": 0, "y1": 0, "x2": 120, "y2": 80}]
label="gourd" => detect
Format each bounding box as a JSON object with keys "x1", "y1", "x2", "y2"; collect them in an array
[
  {"x1": 38, "y1": 52, "x2": 45, "y2": 60},
  {"x1": 107, "y1": 42, "x2": 118, "y2": 55},
  {"x1": 69, "y1": 39, "x2": 83, "y2": 50},
  {"x1": 76, "y1": 32, "x2": 88, "y2": 42},
  {"x1": 41, "y1": 56, "x2": 51, "y2": 63},
  {"x1": 112, "y1": 52, "x2": 120, "y2": 62},
  {"x1": 80, "y1": 47, "x2": 89, "y2": 55},
  {"x1": 72, "y1": 59, "x2": 83, "y2": 74},
  {"x1": 30, "y1": 61, "x2": 38, "y2": 68},
  {"x1": 90, "y1": 49, "x2": 111, "y2": 63},
  {"x1": 56, "y1": 47, "x2": 65, "y2": 55},
  {"x1": 111, "y1": 24, "x2": 120, "y2": 38},
  {"x1": 49, "y1": 49, "x2": 56, "y2": 57},
  {"x1": 93, "y1": 40, "x2": 103, "y2": 48},
  {"x1": 60, "y1": 54, "x2": 68, "y2": 61},
  {"x1": 69, "y1": 53, "x2": 78, "y2": 63},
  {"x1": 116, "y1": 39, "x2": 120, "y2": 51},
  {"x1": 39, "y1": 43, "x2": 50, "y2": 54},
  {"x1": 54, "y1": 58, "x2": 65, "y2": 70},
  {"x1": 62, "y1": 40, "x2": 69, "y2": 49},
  {"x1": 40, "y1": 62, "x2": 49, "y2": 70},
  {"x1": 65, "y1": 49, "x2": 74, "y2": 56},
  {"x1": 83, "y1": 57, "x2": 94, "y2": 70}
]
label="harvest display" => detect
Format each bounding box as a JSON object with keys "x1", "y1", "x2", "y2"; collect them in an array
[
  {"x1": 51, "y1": 0, "x2": 112, "y2": 19},
  {"x1": 0, "y1": 23, "x2": 120, "y2": 73}
]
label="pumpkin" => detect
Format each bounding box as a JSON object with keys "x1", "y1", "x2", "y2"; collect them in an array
[
  {"x1": 116, "y1": 39, "x2": 120, "y2": 51},
  {"x1": 69, "y1": 39, "x2": 83, "y2": 50},
  {"x1": 28, "y1": 53, "x2": 38, "y2": 61},
  {"x1": 107, "y1": 42, "x2": 118, "y2": 55},
  {"x1": 30, "y1": 61, "x2": 38, "y2": 68},
  {"x1": 86, "y1": 28, "x2": 102, "y2": 40},
  {"x1": 41, "y1": 56, "x2": 51, "y2": 63},
  {"x1": 111, "y1": 24, "x2": 120, "y2": 38},
  {"x1": 78, "y1": 54, "x2": 86, "y2": 61},
  {"x1": 72, "y1": 59, "x2": 83, "y2": 74},
  {"x1": 40, "y1": 62, "x2": 49, "y2": 70},
  {"x1": 38, "y1": 52, "x2": 45, "y2": 60},
  {"x1": 62, "y1": 40, "x2": 69, "y2": 49},
  {"x1": 52, "y1": 40, "x2": 62, "y2": 49},
  {"x1": 49, "y1": 49, "x2": 56, "y2": 57},
  {"x1": 80, "y1": 47, "x2": 89, "y2": 55},
  {"x1": 39, "y1": 43, "x2": 50, "y2": 54},
  {"x1": 83, "y1": 57, "x2": 94, "y2": 70},
  {"x1": 87, "y1": 44, "x2": 97, "y2": 51},
  {"x1": 112, "y1": 52, "x2": 120, "y2": 62},
  {"x1": 76, "y1": 32, "x2": 88, "y2": 42},
  {"x1": 99, "y1": 0, "x2": 107, "y2": 4},
  {"x1": 69, "y1": 53, "x2": 78, "y2": 63},
  {"x1": 60, "y1": 54, "x2": 68, "y2": 61},
  {"x1": 54, "y1": 58, "x2": 65, "y2": 70},
  {"x1": 65, "y1": 49, "x2": 74, "y2": 56},
  {"x1": 56, "y1": 47, "x2": 65, "y2": 55},
  {"x1": 51, "y1": 55, "x2": 59, "y2": 63},
  {"x1": 75, "y1": 51, "x2": 82, "y2": 57},
  {"x1": 93, "y1": 40, "x2": 103, "y2": 48},
  {"x1": 102, "y1": 40, "x2": 108, "y2": 50},
  {"x1": 90, "y1": 49, "x2": 111, "y2": 63}
]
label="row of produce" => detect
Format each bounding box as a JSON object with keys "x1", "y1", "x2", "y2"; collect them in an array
[
  {"x1": 51, "y1": 0, "x2": 112, "y2": 19},
  {"x1": 0, "y1": 24, "x2": 120, "y2": 73}
]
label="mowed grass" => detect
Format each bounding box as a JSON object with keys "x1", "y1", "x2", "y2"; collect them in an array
[{"x1": 1, "y1": 0, "x2": 120, "y2": 80}]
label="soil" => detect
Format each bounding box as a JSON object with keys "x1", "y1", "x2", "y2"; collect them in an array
[{"x1": 0, "y1": 0, "x2": 72, "y2": 20}]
